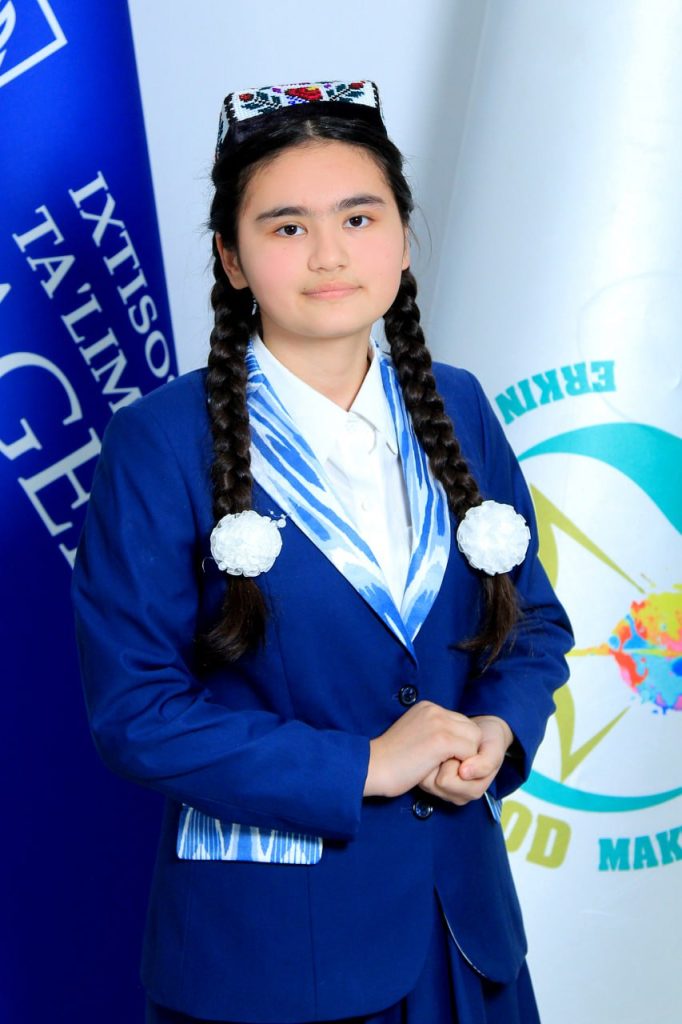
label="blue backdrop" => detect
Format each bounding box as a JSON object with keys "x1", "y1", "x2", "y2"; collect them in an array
[{"x1": 1, "y1": 2, "x2": 176, "y2": 1019}]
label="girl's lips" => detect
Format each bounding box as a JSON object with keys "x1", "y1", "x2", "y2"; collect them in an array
[{"x1": 304, "y1": 285, "x2": 359, "y2": 299}]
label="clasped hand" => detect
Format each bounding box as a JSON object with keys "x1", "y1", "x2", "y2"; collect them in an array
[{"x1": 364, "y1": 701, "x2": 513, "y2": 806}]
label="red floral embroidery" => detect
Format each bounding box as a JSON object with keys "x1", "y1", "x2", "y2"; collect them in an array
[
  {"x1": 286, "y1": 86, "x2": 323, "y2": 102},
  {"x1": 239, "y1": 93, "x2": 253, "y2": 101},
  {"x1": 350, "y1": 82, "x2": 364, "y2": 89}
]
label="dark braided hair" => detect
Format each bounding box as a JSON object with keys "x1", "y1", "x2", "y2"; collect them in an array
[
  {"x1": 204, "y1": 113, "x2": 518, "y2": 662},
  {"x1": 203, "y1": 238, "x2": 265, "y2": 661},
  {"x1": 384, "y1": 268, "x2": 519, "y2": 660}
]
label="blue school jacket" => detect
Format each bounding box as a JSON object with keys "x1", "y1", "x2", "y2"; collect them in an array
[{"x1": 72, "y1": 361, "x2": 572, "y2": 1023}]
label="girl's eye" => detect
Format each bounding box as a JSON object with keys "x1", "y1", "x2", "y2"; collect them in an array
[
  {"x1": 346, "y1": 214, "x2": 370, "y2": 229},
  {"x1": 275, "y1": 224, "x2": 304, "y2": 237}
]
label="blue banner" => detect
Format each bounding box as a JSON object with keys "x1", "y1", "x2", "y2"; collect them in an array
[{"x1": 1, "y1": 3, "x2": 176, "y2": 1019}]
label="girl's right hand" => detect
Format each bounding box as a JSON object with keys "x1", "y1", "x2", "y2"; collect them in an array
[{"x1": 363, "y1": 701, "x2": 482, "y2": 798}]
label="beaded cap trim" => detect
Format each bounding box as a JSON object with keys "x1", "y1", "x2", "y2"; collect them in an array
[{"x1": 216, "y1": 80, "x2": 382, "y2": 158}]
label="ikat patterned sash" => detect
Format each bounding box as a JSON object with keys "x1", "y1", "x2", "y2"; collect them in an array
[
  {"x1": 176, "y1": 339, "x2": 451, "y2": 864},
  {"x1": 246, "y1": 338, "x2": 451, "y2": 657}
]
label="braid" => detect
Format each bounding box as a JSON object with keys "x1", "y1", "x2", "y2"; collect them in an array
[
  {"x1": 203, "y1": 242, "x2": 266, "y2": 662},
  {"x1": 384, "y1": 270, "x2": 519, "y2": 662}
]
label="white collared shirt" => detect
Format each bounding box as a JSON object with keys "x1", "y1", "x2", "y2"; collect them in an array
[{"x1": 252, "y1": 336, "x2": 412, "y2": 611}]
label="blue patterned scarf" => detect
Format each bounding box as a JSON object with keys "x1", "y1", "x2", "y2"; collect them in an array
[{"x1": 246, "y1": 338, "x2": 450, "y2": 656}]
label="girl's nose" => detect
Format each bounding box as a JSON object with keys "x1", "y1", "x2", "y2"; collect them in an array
[{"x1": 307, "y1": 224, "x2": 348, "y2": 272}]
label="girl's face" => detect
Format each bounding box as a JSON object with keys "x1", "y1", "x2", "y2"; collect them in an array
[{"x1": 218, "y1": 140, "x2": 410, "y2": 355}]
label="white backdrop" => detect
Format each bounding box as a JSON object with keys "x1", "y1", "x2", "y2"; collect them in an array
[{"x1": 128, "y1": 3, "x2": 681, "y2": 1022}]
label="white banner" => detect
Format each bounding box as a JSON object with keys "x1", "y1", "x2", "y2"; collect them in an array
[{"x1": 430, "y1": 3, "x2": 682, "y2": 1022}]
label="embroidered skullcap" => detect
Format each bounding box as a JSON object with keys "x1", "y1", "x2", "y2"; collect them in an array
[{"x1": 215, "y1": 80, "x2": 385, "y2": 160}]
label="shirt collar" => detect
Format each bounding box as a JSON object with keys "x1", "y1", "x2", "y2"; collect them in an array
[
  {"x1": 350, "y1": 343, "x2": 399, "y2": 455},
  {"x1": 251, "y1": 335, "x2": 399, "y2": 464}
]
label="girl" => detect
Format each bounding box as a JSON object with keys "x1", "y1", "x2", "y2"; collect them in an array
[{"x1": 73, "y1": 80, "x2": 572, "y2": 1024}]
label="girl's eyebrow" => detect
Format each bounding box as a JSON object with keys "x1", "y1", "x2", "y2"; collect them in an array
[{"x1": 254, "y1": 194, "x2": 387, "y2": 222}]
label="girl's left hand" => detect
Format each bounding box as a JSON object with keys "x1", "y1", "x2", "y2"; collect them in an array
[{"x1": 418, "y1": 715, "x2": 513, "y2": 806}]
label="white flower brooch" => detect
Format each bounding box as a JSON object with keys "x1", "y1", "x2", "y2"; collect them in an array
[
  {"x1": 210, "y1": 510, "x2": 285, "y2": 577},
  {"x1": 456, "y1": 500, "x2": 530, "y2": 575}
]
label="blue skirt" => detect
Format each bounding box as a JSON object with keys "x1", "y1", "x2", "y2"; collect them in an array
[{"x1": 145, "y1": 897, "x2": 540, "y2": 1024}]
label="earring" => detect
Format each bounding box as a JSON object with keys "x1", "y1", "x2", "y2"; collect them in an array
[{"x1": 251, "y1": 296, "x2": 258, "y2": 316}]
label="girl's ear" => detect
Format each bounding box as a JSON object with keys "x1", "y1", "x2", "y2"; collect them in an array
[
  {"x1": 401, "y1": 228, "x2": 411, "y2": 271},
  {"x1": 215, "y1": 233, "x2": 249, "y2": 290}
]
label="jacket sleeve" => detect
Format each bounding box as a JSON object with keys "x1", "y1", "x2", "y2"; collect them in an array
[
  {"x1": 72, "y1": 397, "x2": 370, "y2": 841},
  {"x1": 447, "y1": 369, "x2": 574, "y2": 798}
]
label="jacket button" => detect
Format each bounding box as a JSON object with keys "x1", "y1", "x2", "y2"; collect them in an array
[
  {"x1": 412, "y1": 799, "x2": 434, "y2": 820},
  {"x1": 398, "y1": 684, "x2": 418, "y2": 707}
]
